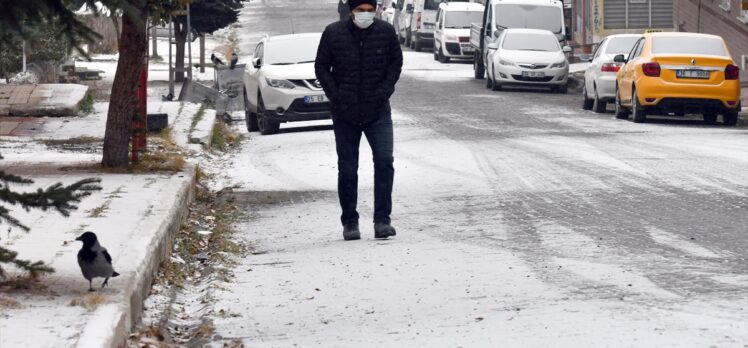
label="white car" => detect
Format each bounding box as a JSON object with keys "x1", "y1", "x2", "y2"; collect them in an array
[
  {"x1": 486, "y1": 28, "x2": 571, "y2": 93},
  {"x1": 582, "y1": 34, "x2": 641, "y2": 113},
  {"x1": 243, "y1": 33, "x2": 331, "y2": 135},
  {"x1": 433, "y1": 2, "x2": 484, "y2": 63}
]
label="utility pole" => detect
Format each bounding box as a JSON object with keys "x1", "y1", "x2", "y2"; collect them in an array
[
  {"x1": 168, "y1": 21, "x2": 174, "y2": 97},
  {"x1": 187, "y1": 4, "x2": 193, "y2": 80},
  {"x1": 22, "y1": 40, "x2": 26, "y2": 73}
]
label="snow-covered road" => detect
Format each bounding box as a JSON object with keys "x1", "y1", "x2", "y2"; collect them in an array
[{"x1": 202, "y1": 0, "x2": 748, "y2": 346}]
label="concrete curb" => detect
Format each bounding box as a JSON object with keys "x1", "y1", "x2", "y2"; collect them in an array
[
  {"x1": 75, "y1": 165, "x2": 197, "y2": 348},
  {"x1": 189, "y1": 108, "x2": 217, "y2": 148}
]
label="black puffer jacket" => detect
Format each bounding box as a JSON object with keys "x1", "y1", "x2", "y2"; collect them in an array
[{"x1": 315, "y1": 18, "x2": 403, "y2": 125}]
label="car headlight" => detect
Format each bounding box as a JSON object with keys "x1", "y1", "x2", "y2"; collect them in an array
[
  {"x1": 499, "y1": 58, "x2": 514, "y2": 66},
  {"x1": 550, "y1": 60, "x2": 567, "y2": 69},
  {"x1": 265, "y1": 78, "x2": 295, "y2": 89},
  {"x1": 445, "y1": 34, "x2": 458, "y2": 41}
]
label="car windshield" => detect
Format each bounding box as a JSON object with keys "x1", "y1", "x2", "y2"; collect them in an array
[
  {"x1": 652, "y1": 37, "x2": 727, "y2": 56},
  {"x1": 264, "y1": 36, "x2": 321, "y2": 65},
  {"x1": 604, "y1": 36, "x2": 640, "y2": 54},
  {"x1": 494, "y1": 4, "x2": 562, "y2": 34},
  {"x1": 445, "y1": 11, "x2": 483, "y2": 29},
  {"x1": 502, "y1": 33, "x2": 560, "y2": 52}
]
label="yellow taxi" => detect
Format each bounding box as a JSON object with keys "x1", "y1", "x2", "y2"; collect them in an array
[{"x1": 613, "y1": 32, "x2": 741, "y2": 125}]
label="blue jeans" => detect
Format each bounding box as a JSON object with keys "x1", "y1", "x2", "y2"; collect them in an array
[{"x1": 333, "y1": 112, "x2": 394, "y2": 225}]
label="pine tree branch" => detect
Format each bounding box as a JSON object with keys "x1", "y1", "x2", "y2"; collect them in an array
[{"x1": 0, "y1": 246, "x2": 54, "y2": 279}]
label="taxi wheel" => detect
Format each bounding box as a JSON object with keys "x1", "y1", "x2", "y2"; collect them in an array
[
  {"x1": 631, "y1": 89, "x2": 647, "y2": 123},
  {"x1": 723, "y1": 108, "x2": 739, "y2": 126},
  {"x1": 614, "y1": 87, "x2": 629, "y2": 119},
  {"x1": 703, "y1": 113, "x2": 718, "y2": 125}
]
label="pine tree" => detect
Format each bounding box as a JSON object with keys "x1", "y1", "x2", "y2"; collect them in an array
[{"x1": 0, "y1": 152, "x2": 102, "y2": 278}]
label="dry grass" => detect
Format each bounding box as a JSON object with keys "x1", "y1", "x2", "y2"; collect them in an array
[
  {"x1": 133, "y1": 151, "x2": 186, "y2": 173},
  {"x1": 69, "y1": 293, "x2": 108, "y2": 311},
  {"x1": 0, "y1": 296, "x2": 21, "y2": 309},
  {"x1": 87, "y1": 201, "x2": 110, "y2": 218},
  {"x1": 210, "y1": 122, "x2": 239, "y2": 151},
  {"x1": 43, "y1": 136, "x2": 103, "y2": 147}
]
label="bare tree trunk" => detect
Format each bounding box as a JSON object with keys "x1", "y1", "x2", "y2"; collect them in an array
[
  {"x1": 110, "y1": 13, "x2": 121, "y2": 48},
  {"x1": 102, "y1": 10, "x2": 147, "y2": 167},
  {"x1": 174, "y1": 17, "x2": 187, "y2": 83},
  {"x1": 151, "y1": 20, "x2": 158, "y2": 58}
]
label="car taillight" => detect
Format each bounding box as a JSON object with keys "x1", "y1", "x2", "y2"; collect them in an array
[
  {"x1": 725, "y1": 64, "x2": 739, "y2": 80},
  {"x1": 642, "y1": 62, "x2": 660, "y2": 77},
  {"x1": 601, "y1": 63, "x2": 620, "y2": 72}
]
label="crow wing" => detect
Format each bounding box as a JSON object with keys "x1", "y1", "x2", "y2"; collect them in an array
[{"x1": 102, "y1": 249, "x2": 113, "y2": 264}]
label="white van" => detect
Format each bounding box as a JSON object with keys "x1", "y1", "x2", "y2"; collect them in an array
[
  {"x1": 406, "y1": 0, "x2": 469, "y2": 51},
  {"x1": 434, "y1": 2, "x2": 484, "y2": 62}
]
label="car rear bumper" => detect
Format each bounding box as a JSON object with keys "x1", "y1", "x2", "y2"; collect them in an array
[
  {"x1": 636, "y1": 77, "x2": 740, "y2": 109},
  {"x1": 643, "y1": 98, "x2": 740, "y2": 115}
]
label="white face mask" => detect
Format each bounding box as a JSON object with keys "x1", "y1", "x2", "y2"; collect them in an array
[{"x1": 353, "y1": 11, "x2": 375, "y2": 29}]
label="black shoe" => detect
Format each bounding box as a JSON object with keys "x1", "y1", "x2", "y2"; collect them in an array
[
  {"x1": 374, "y1": 223, "x2": 396, "y2": 239},
  {"x1": 343, "y1": 222, "x2": 360, "y2": 241}
]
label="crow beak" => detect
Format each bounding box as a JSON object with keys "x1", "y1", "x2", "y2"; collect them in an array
[{"x1": 75, "y1": 236, "x2": 82, "y2": 241}]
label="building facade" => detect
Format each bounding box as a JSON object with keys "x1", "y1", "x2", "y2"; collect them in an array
[
  {"x1": 571, "y1": 0, "x2": 748, "y2": 80},
  {"x1": 674, "y1": 0, "x2": 748, "y2": 79}
]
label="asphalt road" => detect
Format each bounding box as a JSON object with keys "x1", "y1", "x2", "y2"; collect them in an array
[{"x1": 207, "y1": 0, "x2": 748, "y2": 346}]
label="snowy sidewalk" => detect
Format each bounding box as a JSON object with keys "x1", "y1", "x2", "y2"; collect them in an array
[{"x1": 0, "y1": 164, "x2": 195, "y2": 347}]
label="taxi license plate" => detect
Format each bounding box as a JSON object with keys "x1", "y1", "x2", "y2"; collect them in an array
[
  {"x1": 522, "y1": 71, "x2": 545, "y2": 78},
  {"x1": 304, "y1": 95, "x2": 328, "y2": 104},
  {"x1": 676, "y1": 69, "x2": 709, "y2": 79}
]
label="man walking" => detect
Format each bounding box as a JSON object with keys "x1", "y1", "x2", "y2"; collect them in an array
[{"x1": 315, "y1": 0, "x2": 403, "y2": 241}]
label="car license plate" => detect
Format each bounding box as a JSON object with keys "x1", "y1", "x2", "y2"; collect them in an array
[
  {"x1": 522, "y1": 71, "x2": 545, "y2": 78},
  {"x1": 676, "y1": 69, "x2": 709, "y2": 79},
  {"x1": 462, "y1": 45, "x2": 474, "y2": 53},
  {"x1": 304, "y1": 95, "x2": 328, "y2": 104}
]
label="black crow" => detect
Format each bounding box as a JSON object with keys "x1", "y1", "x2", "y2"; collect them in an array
[
  {"x1": 75, "y1": 231, "x2": 119, "y2": 292},
  {"x1": 211, "y1": 53, "x2": 225, "y2": 66},
  {"x1": 230, "y1": 52, "x2": 238, "y2": 69}
]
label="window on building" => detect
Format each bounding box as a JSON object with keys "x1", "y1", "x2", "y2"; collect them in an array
[
  {"x1": 719, "y1": 0, "x2": 731, "y2": 12},
  {"x1": 740, "y1": 9, "x2": 748, "y2": 24},
  {"x1": 603, "y1": 0, "x2": 673, "y2": 29}
]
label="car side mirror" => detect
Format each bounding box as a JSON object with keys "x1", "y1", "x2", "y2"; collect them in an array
[
  {"x1": 613, "y1": 54, "x2": 626, "y2": 63},
  {"x1": 406, "y1": 4, "x2": 413, "y2": 13},
  {"x1": 391, "y1": 1, "x2": 397, "y2": 9},
  {"x1": 562, "y1": 46, "x2": 572, "y2": 53},
  {"x1": 252, "y1": 57, "x2": 262, "y2": 68},
  {"x1": 487, "y1": 43, "x2": 499, "y2": 50}
]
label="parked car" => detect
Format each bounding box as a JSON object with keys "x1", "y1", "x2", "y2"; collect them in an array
[
  {"x1": 614, "y1": 32, "x2": 741, "y2": 125},
  {"x1": 433, "y1": 2, "x2": 484, "y2": 63},
  {"x1": 486, "y1": 28, "x2": 571, "y2": 93},
  {"x1": 407, "y1": 0, "x2": 469, "y2": 51},
  {"x1": 470, "y1": 0, "x2": 567, "y2": 80},
  {"x1": 242, "y1": 33, "x2": 331, "y2": 135},
  {"x1": 582, "y1": 34, "x2": 641, "y2": 113}
]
